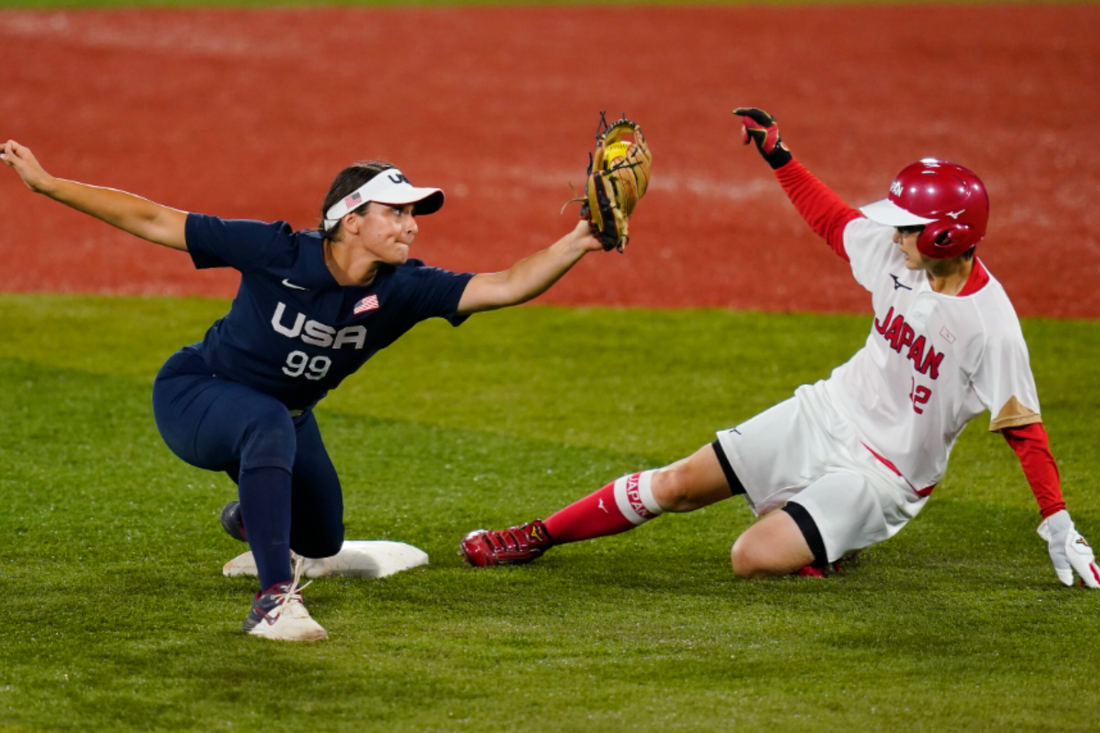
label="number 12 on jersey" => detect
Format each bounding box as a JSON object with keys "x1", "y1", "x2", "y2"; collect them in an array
[{"x1": 910, "y1": 376, "x2": 932, "y2": 414}]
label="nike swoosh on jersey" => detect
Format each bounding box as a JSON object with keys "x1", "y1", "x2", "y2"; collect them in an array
[{"x1": 281, "y1": 279, "x2": 309, "y2": 291}]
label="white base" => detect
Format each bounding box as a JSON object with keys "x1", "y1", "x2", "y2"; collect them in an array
[{"x1": 223, "y1": 540, "x2": 429, "y2": 579}]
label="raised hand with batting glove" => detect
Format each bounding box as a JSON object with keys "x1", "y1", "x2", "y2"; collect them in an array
[
  {"x1": 733, "y1": 107, "x2": 793, "y2": 170},
  {"x1": 1037, "y1": 510, "x2": 1100, "y2": 588}
]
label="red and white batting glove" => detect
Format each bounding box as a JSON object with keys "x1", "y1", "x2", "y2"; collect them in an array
[
  {"x1": 732, "y1": 107, "x2": 793, "y2": 170},
  {"x1": 1037, "y1": 509, "x2": 1100, "y2": 588}
]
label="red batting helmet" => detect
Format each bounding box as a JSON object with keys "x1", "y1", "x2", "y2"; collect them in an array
[{"x1": 860, "y1": 159, "x2": 990, "y2": 260}]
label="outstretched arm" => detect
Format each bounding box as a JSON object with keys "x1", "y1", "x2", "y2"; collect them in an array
[
  {"x1": 733, "y1": 108, "x2": 861, "y2": 260},
  {"x1": 2, "y1": 140, "x2": 188, "y2": 251},
  {"x1": 456, "y1": 220, "x2": 603, "y2": 315}
]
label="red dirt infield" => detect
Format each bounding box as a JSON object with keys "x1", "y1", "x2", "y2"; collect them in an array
[{"x1": 2, "y1": 5, "x2": 1098, "y2": 318}]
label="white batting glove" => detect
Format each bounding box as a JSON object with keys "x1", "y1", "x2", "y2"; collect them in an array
[{"x1": 1036, "y1": 509, "x2": 1100, "y2": 589}]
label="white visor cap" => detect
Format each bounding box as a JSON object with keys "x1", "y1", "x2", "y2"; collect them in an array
[
  {"x1": 859, "y1": 198, "x2": 936, "y2": 227},
  {"x1": 323, "y1": 169, "x2": 444, "y2": 230}
]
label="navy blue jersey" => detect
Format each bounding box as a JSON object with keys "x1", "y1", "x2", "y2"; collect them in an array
[{"x1": 185, "y1": 214, "x2": 473, "y2": 410}]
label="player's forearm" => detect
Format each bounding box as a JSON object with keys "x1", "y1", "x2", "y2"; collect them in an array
[
  {"x1": 512, "y1": 234, "x2": 592, "y2": 296},
  {"x1": 774, "y1": 159, "x2": 860, "y2": 260},
  {"x1": 457, "y1": 229, "x2": 594, "y2": 314},
  {"x1": 481, "y1": 238, "x2": 587, "y2": 310},
  {"x1": 39, "y1": 177, "x2": 189, "y2": 251},
  {"x1": 1002, "y1": 423, "x2": 1065, "y2": 518}
]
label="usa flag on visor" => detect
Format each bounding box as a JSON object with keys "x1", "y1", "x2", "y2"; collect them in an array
[{"x1": 323, "y1": 169, "x2": 445, "y2": 230}]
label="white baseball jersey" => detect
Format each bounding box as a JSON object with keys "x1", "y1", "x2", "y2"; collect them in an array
[{"x1": 822, "y1": 218, "x2": 1042, "y2": 491}]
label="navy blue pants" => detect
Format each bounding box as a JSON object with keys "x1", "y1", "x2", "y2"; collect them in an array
[{"x1": 152, "y1": 347, "x2": 344, "y2": 587}]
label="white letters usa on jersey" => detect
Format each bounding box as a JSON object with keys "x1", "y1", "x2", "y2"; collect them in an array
[{"x1": 823, "y1": 218, "x2": 1041, "y2": 491}]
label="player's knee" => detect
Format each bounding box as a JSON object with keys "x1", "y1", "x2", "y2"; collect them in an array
[
  {"x1": 729, "y1": 535, "x2": 773, "y2": 579},
  {"x1": 292, "y1": 524, "x2": 344, "y2": 559},
  {"x1": 651, "y1": 463, "x2": 705, "y2": 513},
  {"x1": 239, "y1": 404, "x2": 297, "y2": 471}
]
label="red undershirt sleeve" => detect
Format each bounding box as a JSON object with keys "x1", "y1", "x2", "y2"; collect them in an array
[
  {"x1": 774, "y1": 159, "x2": 863, "y2": 262},
  {"x1": 1001, "y1": 422, "x2": 1065, "y2": 518}
]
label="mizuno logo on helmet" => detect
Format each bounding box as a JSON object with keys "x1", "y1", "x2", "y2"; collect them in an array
[{"x1": 946, "y1": 209, "x2": 965, "y2": 219}]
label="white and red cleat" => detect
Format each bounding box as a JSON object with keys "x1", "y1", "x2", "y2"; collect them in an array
[{"x1": 242, "y1": 581, "x2": 328, "y2": 641}]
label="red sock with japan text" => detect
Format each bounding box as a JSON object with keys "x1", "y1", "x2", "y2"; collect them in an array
[{"x1": 543, "y1": 470, "x2": 664, "y2": 544}]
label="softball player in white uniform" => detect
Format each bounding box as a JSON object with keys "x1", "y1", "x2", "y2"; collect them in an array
[
  {"x1": 716, "y1": 216, "x2": 1041, "y2": 561},
  {"x1": 460, "y1": 108, "x2": 1099, "y2": 589}
]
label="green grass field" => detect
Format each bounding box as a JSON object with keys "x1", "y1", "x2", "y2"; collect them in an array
[{"x1": 1, "y1": 293, "x2": 1098, "y2": 732}]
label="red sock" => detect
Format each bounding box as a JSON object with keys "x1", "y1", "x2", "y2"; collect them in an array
[{"x1": 544, "y1": 472, "x2": 663, "y2": 544}]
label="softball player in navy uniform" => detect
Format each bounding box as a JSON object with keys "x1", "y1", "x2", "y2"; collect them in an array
[
  {"x1": 3, "y1": 139, "x2": 606, "y2": 641},
  {"x1": 459, "y1": 108, "x2": 1100, "y2": 591}
]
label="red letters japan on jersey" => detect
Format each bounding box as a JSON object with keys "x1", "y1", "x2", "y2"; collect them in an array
[{"x1": 873, "y1": 306, "x2": 945, "y2": 380}]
